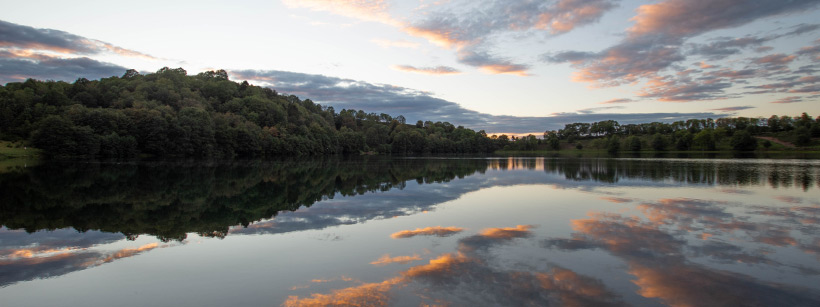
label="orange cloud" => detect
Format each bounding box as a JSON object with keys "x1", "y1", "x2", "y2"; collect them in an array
[
  {"x1": 97, "y1": 41, "x2": 158, "y2": 60},
  {"x1": 0, "y1": 42, "x2": 81, "y2": 54},
  {"x1": 283, "y1": 276, "x2": 403, "y2": 307},
  {"x1": 478, "y1": 225, "x2": 533, "y2": 239},
  {"x1": 402, "y1": 253, "x2": 471, "y2": 278},
  {"x1": 390, "y1": 226, "x2": 464, "y2": 239},
  {"x1": 370, "y1": 254, "x2": 422, "y2": 266},
  {"x1": 478, "y1": 64, "x2": 531, "y2": 76},
  {"x1": 95, "y1": 243, "x2": 160, "y2": 265},
  {"x1": 402, "y1": 25, "x2": 468, "y2": 49}
]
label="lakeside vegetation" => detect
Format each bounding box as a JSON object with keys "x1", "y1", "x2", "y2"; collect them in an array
[{"x1": 1, "y1": 67, "x2": 818, "y2": 159}]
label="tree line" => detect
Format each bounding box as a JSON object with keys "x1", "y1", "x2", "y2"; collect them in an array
[
  {"x1": 536, "y1": 115, "x2": 820, "y2": 152},
  {"x1": 0, "y1": 68, "x2": 505, "y2": 158}
]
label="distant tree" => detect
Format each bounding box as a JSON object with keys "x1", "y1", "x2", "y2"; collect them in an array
[
  {"x1": 693, "y1": 130, "x2": 716, "y2": 151},
  {"x1": 795, "y1": 127, "x2": 811, "y2": 146},
  {"x1": 607, "y1": 136, "x2": 620, "y2": 154},
  {"x1": 628, "y1": 136, "x2": 641, "y2": 151},
  {"x1": 651, "y1": 133, "x2": 666, "y2": 151},
  {"x1": 675, "y1": 132, "x2": 693, "y2": 150},
  {"x1": 545, "y1": 131, "x2": 560, "y2": 150},
  {"x1": 730, "y1": 130, "x2": 758, "y2": 151}
]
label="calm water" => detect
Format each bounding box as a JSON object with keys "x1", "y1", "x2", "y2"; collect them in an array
[{"x1": 1, "y1": 157, "x2": 819, "y2": 306}]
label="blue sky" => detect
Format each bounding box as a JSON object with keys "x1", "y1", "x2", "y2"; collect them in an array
[{"x1": 1, "y1": 0, "x2": 819, "y2": 134}]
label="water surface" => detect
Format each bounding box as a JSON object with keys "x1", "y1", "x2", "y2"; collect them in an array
[{"x1": 1, "y1": 157, "x2": 819, "y2": 306}]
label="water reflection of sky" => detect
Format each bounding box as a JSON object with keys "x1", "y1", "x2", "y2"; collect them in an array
[{"x1": 1, "y1": 158, "x2": 819, "y2": 306}]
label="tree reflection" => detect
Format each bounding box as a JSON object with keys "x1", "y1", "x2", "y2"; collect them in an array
[
  {"x1": 1, "y1": 158, "x2": 817, "y2": 242},
  {"x1": 0, "y1": 158, "x2": 489, "y2": 241}
]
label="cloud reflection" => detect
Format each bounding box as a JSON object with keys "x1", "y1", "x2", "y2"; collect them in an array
[
  {"x1": 286, "y1": 225, "x2": 625, "y2": 306},
  {"x1": 390, "y1": 226, "x2": 464, "y2": 239},
  {"x1": 544, "y1": 197, "x2": 820, "y2": 306},
  {"x1": 370, "y1": 254, "x2": 422, "y2": 266}
]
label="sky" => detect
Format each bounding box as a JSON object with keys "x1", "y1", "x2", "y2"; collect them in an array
[{"x1": 1, "y1": 0, "x2": 819, "y2": 134}]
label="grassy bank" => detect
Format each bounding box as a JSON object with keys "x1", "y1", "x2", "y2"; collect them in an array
[{"x1": 0, "y1": 141, "x2": 41, "y2": 173}]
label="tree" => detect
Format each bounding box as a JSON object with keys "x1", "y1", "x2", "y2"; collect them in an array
[
  {"x1": 628, "y1": 136, "x2": 641, "y2": 151},
  {"x1": 795, "y1": 127, "x2": 811, "y2": 146},
  {"x1": 675, "y1": 132, "x2": 693, "y2": 150},
  {"x1": 607, "y1": 136, "x2": 620, "y2": 154},
  {"x1": 730, "y1": 130, "x2": 758, "y2": 151},
  {"x1": 693, "y1": 130, "x2": 716, "y2": 151},
  {"x1": 651, "y1": 134, "x2": 666, "y2": 151},
  {"x1": 31, "y1": 115, "x2": 100, "y2": 157},
  {"x1": 545, "y1": 131, "x2": 560, "y2": 150}
]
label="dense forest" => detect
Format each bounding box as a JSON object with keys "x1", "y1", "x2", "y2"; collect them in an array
[{"x1": 0, "y1": 68, "x2": 504, "y2": 158}]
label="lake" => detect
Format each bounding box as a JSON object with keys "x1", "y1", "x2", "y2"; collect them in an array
[{"x1": 1, "y1": 157, "x2": 819, "y2": 306}]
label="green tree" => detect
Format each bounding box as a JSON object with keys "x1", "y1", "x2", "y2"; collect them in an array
[
  {"x1": 730, "y1": 130, "x2": 758, "y2": 151},
  {"x1": 627, "y1": 136, "x2": 641, "y2": 151},
  {"x1": 607, "y1": 136, "x2": 620, "y2": 154},
  {"x1": 693, "y1": 130, "x2": 716, "y2": 151},
  {"x1": 651, "y1": 134, "x2": 666, "y2": 151},
  {"x1": 794, "y1": 127, "x2": 811, "y2": 146}
]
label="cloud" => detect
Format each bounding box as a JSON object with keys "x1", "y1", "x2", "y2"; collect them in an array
[
  {"x1": 797, "y1": 39, "x2": 820, "y2": 61},
  {"x1": 391, "y1": 226, "x2": 464, "y2": 239},
  {"x1": 638, "y1": 75, "x2": 734, "y2": 101},
  {"x1": 281, "y1": 0, "x2": 399, "y2": 26},
  {"x1": 392, "y1": 64, "x2": 461, "y2": 75},
  {"x1": 575, "y1": 105, "x2": 624, "y2": 114},
  {"x1": 711, "y1": 106, "x2": 755, "y2": 112},
  {"x1": 231, "y1": 69, "x2": 728, "y2": 133},
  {"x1": 284, "y1": 1, "x2": 617, "y2": 76},
  {"x1": 0, "y1": 19, "x2": 156, "y2": 59},
  {"x1": 599, "y1": 98, "x2": 633, "y2": 104},
  {"x1": 370, "y1": 254, "x2": 422, "y2": 266},
  {"x1": 0, "y1": 233, "x2": 171, "y2": 287},
  {"x1": 287, "y1": 224, "x2": 624, "y2": 306},
  {"x1": 688, "y1": 35, "x2": 772, "y2": 60},
  {"x1": 0, "y1": 52, "x2": 127, "y2": 84},
  {"x1": 600, "y1": 196, "x2": 634, "y2": 203},
  {"x1": 456, "y1": 48, "x2": 531, "y2": 75},
  {"x1": 771, "y1": 96, "x2": 803, "y2": 104},
  {"x1": 403, "y1": 0, "x2": 617, "y2": 74},
  {"x1": 543, "y1": 0, "x2": 820, "y2": 100},
  {"x1": 543, "y1": 207, "x2": 820, "y2": 307},
  {"x1": 753, "y1": 53, "x2": 797, "y2": 68},
  {"x1": 746, "y1": 75, "x2": 820, "y2": 93}
]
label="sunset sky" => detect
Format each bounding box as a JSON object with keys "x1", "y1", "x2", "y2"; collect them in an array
[{"x1": 2, "y1": 0, "x2": 819, "y2": 134}]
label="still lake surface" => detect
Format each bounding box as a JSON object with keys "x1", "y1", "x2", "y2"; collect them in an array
[{"x1": 1, "y1": 157, "x2": 819, "y2": 306}]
